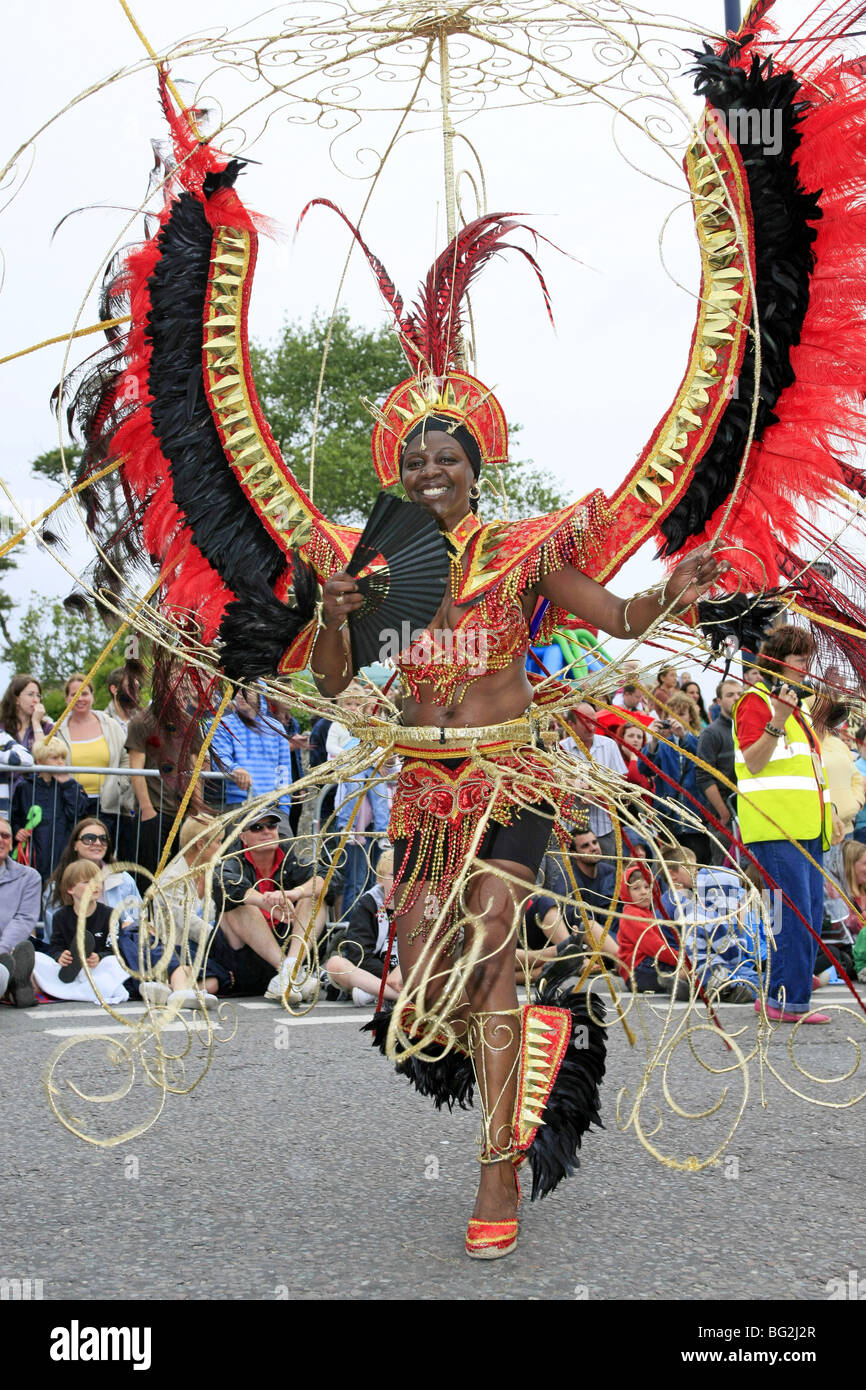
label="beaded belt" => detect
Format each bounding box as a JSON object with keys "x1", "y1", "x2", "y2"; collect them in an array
[{"x1": 356, "y1": 715, "x2": 544, "y2": 754}]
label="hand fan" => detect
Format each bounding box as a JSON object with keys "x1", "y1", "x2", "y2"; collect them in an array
[{"x1": 346, "y1": 492, "x2": 451, "y2": 671}]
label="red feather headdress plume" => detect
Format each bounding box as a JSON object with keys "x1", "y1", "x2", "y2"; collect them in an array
[{"x1": 297, "y1": 201, "x2": 556, "y2": 486}]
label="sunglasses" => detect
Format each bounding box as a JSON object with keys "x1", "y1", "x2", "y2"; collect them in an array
[
  {"x1": 0, "y1": 831, "x2": 12, "y2": 842},
  {"x1": 247, "y1": 819, "x2": 280, "y2": 833},
  {"x1": 79, "y1": 833, "x2": 108, "y2": 845}
]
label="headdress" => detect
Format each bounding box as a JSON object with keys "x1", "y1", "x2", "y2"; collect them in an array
[{"x1": 297, "y1": 202, "x2": 555, "y2": 486}]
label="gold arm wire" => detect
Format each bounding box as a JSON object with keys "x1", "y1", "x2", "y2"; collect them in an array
[
  {"x1": 0, "y1": 457, "x2": 124, "y2": 560},
  {"x1": 117, "y1": 0, "x2": 197, "y2": 130},
  {"x1": 0, "y1": 317, "x2": 131, "y2": 368}
]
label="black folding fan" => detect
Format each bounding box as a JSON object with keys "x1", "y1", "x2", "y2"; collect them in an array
[{"x1": 346, "y1": 492, "x2": 451, "y2": 670}]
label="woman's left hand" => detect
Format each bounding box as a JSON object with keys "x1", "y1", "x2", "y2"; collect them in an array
[{"x1": 664, "y1": 546, "x2": 728, "y2": 608}]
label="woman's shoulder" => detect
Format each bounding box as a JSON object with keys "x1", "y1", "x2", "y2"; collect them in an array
[{"x1": 103, "y1": 868, "x2": 141, "y2": 897}]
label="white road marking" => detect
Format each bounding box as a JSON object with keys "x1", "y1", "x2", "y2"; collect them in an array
[{"x1": 42, "y1": 1015, "x2": 366, "y2": 1037}]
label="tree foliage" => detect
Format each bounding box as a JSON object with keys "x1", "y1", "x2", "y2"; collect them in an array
[
  {"x1": 29, "y1": 445, "x2": 82, "y2": 487},
  {"x1": 250, "y1": 310, "x2": 567, "y2": 523},
  {"x1": 1, "y1": 593, "x2": 113, "y2": 712}
]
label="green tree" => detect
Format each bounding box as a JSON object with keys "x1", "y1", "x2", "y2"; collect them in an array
[
  {"x1": 251, "y1": 310, "x2": 567, "y2": 523},
  {"x1": 29, "y1": 444, "x2": 82, "y2": 487},
  {"x1": 2, "y1": 593, "x2": 112, "y2": 712}
]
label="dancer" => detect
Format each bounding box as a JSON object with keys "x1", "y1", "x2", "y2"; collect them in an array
[
  {"x1": 65, "y1": 0, "x2": 866, "y2": 1232},
  {"x1": 311, "y1": 403, "x2": 721, "y2": 1255}
]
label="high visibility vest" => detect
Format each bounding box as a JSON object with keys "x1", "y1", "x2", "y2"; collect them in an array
[{"x1": 733, "y1": 681, "x2": 833, "y2": 846}]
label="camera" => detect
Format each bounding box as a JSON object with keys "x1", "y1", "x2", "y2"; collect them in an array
[{"x1": 769, "y1": 678, "x2": 808, "y2": 707}]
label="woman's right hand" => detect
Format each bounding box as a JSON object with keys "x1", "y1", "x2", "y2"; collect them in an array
[
  {"x1": 770, "y1": 685, "x2": 799, "y2": 727},
  {"x1": 58, "y1": 949, "x2": 73, "y2": 967},
  {"x1": 321, "y1": 571, "x2": 363, "y2": 628},
  {"x1": 33, "y1": 701, "x2": 46, "y2": 726},
  {"x1": 15, "y1": 828, "x2": 29, "y2": 844}
]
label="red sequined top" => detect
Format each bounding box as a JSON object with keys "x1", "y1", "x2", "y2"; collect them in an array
[{"x1": 396, "y1": 490, "x2": 612, "y2": 707}]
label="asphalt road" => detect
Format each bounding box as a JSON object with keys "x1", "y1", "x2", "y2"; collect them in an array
[{"x1": 2, "y1": 985, "x2": 864, "y2": 1303}]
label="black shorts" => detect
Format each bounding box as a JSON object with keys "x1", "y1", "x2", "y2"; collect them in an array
[
  {"x1": 335, "y1": 937, "x2": 390, "y2": 979},
  {"x1": 392, "y1": 797, "x2": 555, "y2": 884},
  {"x1": 208, "y1": 931, "x2": 274, "y2": 996}
]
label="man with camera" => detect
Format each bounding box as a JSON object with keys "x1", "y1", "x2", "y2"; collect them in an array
[{"x1": 733, "y1": 625, "x2": 833, "y2": 1023}]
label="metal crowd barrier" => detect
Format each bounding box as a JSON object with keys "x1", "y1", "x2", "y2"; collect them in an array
[{"x1": 7, "y1": 765, "x2": 233, "y2": 883}]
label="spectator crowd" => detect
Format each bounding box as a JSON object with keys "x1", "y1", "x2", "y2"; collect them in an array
[{"x1": 2, "y1": 629, "x2": 866, "y2": 1022}]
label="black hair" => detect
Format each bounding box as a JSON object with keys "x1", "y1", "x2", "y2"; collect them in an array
[{"x1": 401, "y1": 416, "x2": 483, "y2": 513}]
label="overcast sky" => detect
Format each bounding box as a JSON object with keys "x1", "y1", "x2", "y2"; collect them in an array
[{"x1": 0, "y1": 1, "x2": 820, "y2": 692}]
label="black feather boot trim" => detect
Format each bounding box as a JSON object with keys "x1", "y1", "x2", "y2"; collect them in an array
[{"x1": 362, "y1": 1009, "x2": 474, "y2": 1113}]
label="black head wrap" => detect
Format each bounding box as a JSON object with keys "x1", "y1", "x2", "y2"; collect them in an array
[{"x1": 401, "y1": 415, "x2": 483, "y2": 479}]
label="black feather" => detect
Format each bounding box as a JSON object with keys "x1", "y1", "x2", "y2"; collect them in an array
[
  {"x1": 362, "y1": 1008, "x2": 475, "y2": 1113},
  {"x1": 524, "y1": 982, "x2": 606, "y2": 1201},
  {"x1": 697, "y1": 591, "x2": 784, "y2": 658},
  {"x1": 217, "y1": 554, "x2": 319, "y2": 681},
  {"x1": 146, "y1": 191, "x2": 286, "y2": 595}
]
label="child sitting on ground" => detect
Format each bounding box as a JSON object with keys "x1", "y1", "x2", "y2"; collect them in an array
[
  {"x1": 325, "y1": 849, "x2": 403, "y2": 1007},
  {"x1": 31, "y1": 859, "x2": 135, "y2": 1004},
  {"x1": 616, "y1": 862, "x2": 687, "y2": 997},
  {"x1": 658, "y1": 844, "x2": 760, "y2": 1002}
]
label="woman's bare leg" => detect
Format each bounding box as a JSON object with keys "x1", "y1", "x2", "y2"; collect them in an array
[{"x1": 463, "y1": 858, "x2": 534, "y2": 1224}]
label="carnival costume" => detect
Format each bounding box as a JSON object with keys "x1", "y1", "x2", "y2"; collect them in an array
[{"x1": 64, "y1": 1, "x2": 866, "y2": 1245}]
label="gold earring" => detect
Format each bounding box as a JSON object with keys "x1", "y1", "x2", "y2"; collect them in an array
[{"x1": 469, "y1": 484, "x2": 481, "y2": 500}]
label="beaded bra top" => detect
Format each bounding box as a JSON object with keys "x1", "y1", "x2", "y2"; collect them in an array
[{"x1": 395, "y1": 494, "x2": 612, "y2": 707}]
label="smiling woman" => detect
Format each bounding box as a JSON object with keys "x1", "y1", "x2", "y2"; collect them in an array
[{"x1": 305, "y1": 210, "x2": 723, "y2": 1255}]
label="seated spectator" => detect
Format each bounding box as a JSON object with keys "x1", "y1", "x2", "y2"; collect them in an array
[
  {"x1": 10, "y1": 736, "x2": 90, "y2": 881},
  {"x1": 209, "y1": 812, "x2": 326, "y2": 1002},
  {"x1": 325, "y1": 850, "x2": 403, "y2": 1006},
  {"x1": 558, "y1": 703, "x2": 627, "y2": 860},
  {"x1": 820, "y1": 838, "x2": 866, "y2": 984},
  {"x1": 0, "y1": 726, "x2": 33, "y2": 823},
  {"x1": 539, "y1": 826, "x2": 621, "y2": 924},
  {"x1": 31, "y1": 860, "x2": 135, "y2": 1005},
  {"x1": 656, "y1": 845, "x2": 758, "y2": 1001},
  {"x1": 644, "y1": 694, "x2": 708, "y2": 863},
  {"x1": 523, "y1": 887, "x2": 619, "y2": 969},
  {"x1": 327, "y1": 686, "x2": 392, "y2": 912},
  {"x1": 53, "y1": 674, "x2": 133, "y2": 819},
  {"x1": 0, "y1": 815, "x2": 42, "y2": 1007},
  {"x1": 154, "y1": 815, "x2": 225, "y2": 947},
  {"x1": 111, "y1": 815, "x2": 227, "y2": 1011},
  {"x1": 45, "y1": 817, "x2": 141, "y2": 941},
  {"x1": 617, "y1": 863, "x2": 685, "y2": 996}
]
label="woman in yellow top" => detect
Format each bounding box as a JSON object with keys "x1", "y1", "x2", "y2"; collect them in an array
[
  {"x1": 54, "y1": 675, "x2": 133, "y2": 818},
  {"x1": 813, "y1": 698, "x2": 865, "y2": 842}
]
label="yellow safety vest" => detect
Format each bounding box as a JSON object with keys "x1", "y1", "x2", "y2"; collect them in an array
[{"x1": 733, "y1": 681, "x2": 832, "y2": 846}]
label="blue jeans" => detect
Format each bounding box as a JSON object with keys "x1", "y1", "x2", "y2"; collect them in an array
[{"x1": 747, "y1": 837, "x2": 823, "y2": 1013}]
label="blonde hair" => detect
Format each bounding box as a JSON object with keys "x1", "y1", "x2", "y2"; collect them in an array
[
  {"x1": 180, "y1": 815, "x2": 223, "y2": 856},
  {"x1": 33, "y1": 736, "x2": 68, "y2": 763},
  {"x1": 376, "y1": 849, "x2": 395, "y2": 879},
  {"x1": 841, "y1": 839, "x2": 866, "y2": 901},
  {"x1": 665, "y1": 690, "x2": 701, "y2": 734},
  {"x1": 64, "y1": 672, "x2": 92, "y2": 698},
  {"x1": 60, "y1": 858, "x2": 100, "y2": 905}
]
